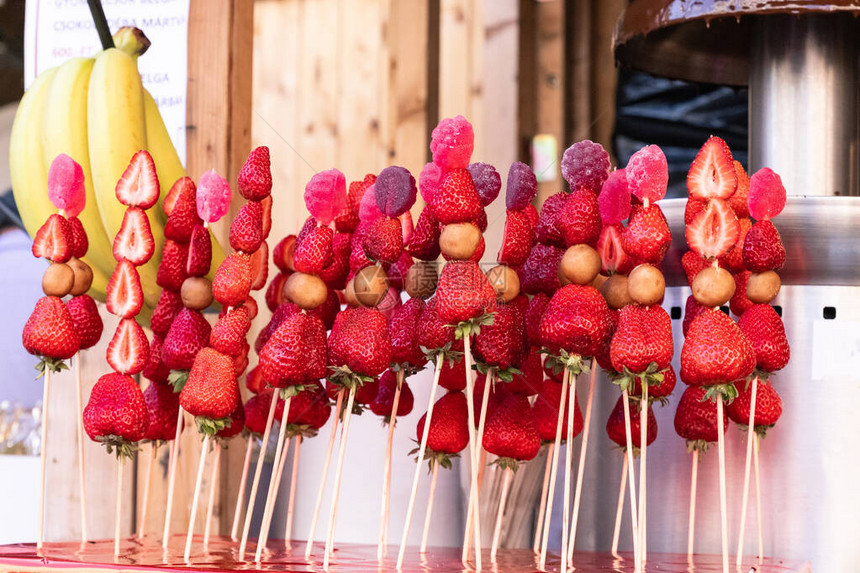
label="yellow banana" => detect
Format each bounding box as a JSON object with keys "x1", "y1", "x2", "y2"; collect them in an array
[{"x1": 41, "y1": 56, "x2": 111, "y2": 299}]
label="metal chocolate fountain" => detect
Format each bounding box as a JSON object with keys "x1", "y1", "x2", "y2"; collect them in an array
[{"x1": 574, "y1": 2, "x2": 860, "y2": 570}]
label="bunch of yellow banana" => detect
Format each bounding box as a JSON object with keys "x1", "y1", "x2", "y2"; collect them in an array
[{"x1": 10, "y1": 27, "x2": 224, "y2": 308}]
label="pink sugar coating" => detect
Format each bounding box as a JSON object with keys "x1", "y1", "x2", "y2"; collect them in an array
[
  {"x1": 47, "y1": 154, "x2": 86, "y2": 217},
  {"x1": 359, "y1": 183, "x2": 384, "y2": 224},
  {"x1": 430, "y1": 115, "x2": 474, "y2": 170},
  {"x1": 748, "y1": 167, "x2": 786, "y2": 220},
  {"x1": 196, "y1": 169, "x2": 232, "y2": 223},
  {"x1": 598, "y1": 169, "x2": 631, "y2": 224},
  {"x1": 304, "y1": 169, "x2": 347, "y2": 226},
  {"x1": 374, "y1": 165, "x2": 417, "y2": 218},
  {"x1": 625, "y1": 144, "x2": 668, "y2": 202},
  {"x1": 468, "y1": 163, "x2": 502, "y2": 207},
  {"x1": 419, "y1": 162, "x2": 444, "y2": 204},
  {"x1": 505, "y1": 161, "x2": 537, "y2": 210}
]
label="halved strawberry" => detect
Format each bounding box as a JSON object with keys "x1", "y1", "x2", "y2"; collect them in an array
[
  {"x1": 728, "y1": 161, "x2": 750, "y2": 218},
  {"x1": 32, "y1": 213, "x2": 72, "y2": 263},
  {"x1": 106, "y1": 259, "x2": 144, "y2": 318},
  {"x1": 67, "y1": 216, "x2": 88, "y2": 258},
  {"x1": 164, "y1": 178, "x2": 200, "y2": 243},
  {"x1": 107, "y1": 317, "x2": 150, "y2": 375},
  {"x1": 260, "y1": 195, "x2": 273, "y2": 239},
  {"x1": 685, "y1": 198, "x2": 739, "y2": 260},
  {"x1": 686, "y1": 136, "x2": 737, "y2": 200},
  {"x1": 596, "y1": 223, "x2": 633, "y2": 274},
  {"x1": 250, "y1": 240, "x2": 269, "y2": 291},
  {"x1": 115, "y1": 150, "x2": 160, "y2": 209},
  {"x1": 272, "y1": 235, "x2": 297, "y2": 274},
  {"x1": 718, "y1": 216, "x2": 751, "y2": 272},
  {"x1": 498, "y1": 210, "x2": 533, "y2": 267},
  {"x1": 265, "y1": 271, "x2": 289, "y2": 311},
  {"x1": 112, "y1": 207, "x2": 155, "y2": 265},
  {"x1": 684, "y1": 198, "x2": 707, "y2": 225},
  {"x1": 162, "y1": 177, "x2": 183, "y2": 217},
  {"x1": 186, "y1": 224, "x2": 212, "y2": 277}
]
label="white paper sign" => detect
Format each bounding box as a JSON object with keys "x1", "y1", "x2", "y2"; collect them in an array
[{"x1": 24, "y1": 0, "x2": 190, "y2": 163}]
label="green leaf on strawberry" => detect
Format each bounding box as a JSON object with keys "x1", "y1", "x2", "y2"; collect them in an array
[
  {"x1": 34, "y1": 357, "x2": 70, "y2": 378},
  {"x1": 168, "y1": 369, "x2": 189, "y2": 393},
  {"x1": 449, "y1": 312, "x2": 495, "y2": 340},
  {"x1": 703, "y1": 382, "x2": 739, "y2": 403},
  {"x1": 95, "y1": 434, "x2": 140, "y2": 460},
  {"x1": 195, "y1": 416, "x2": 232, "y2": 436}
]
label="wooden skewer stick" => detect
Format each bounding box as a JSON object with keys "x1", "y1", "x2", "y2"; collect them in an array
[
  {"x1": 539, "y1": 367, "x2": 569, "y2": 570},
  {"x1": 460, "y1": 336, "x2": 482, "y2": 569},
  {"x1": 687, "y1": 449, "x2": 699, "y2": 559},
  {"x1": 203, "y1": 442, "x2": 222, "y2": 551},
  {"x1": 637, "y1": 385, "x2": 649, "y2": 565},
  {"x1": 323, "y1": 386, "x2": 357, "y2": 569},
  {"x1": 230, "y1": 434, "x2": 254, "y2": 541},
  {"x1": 560, "y1": 372, "x2": 578, "y2": 573},
  {"x1": 304, "y1": 390, "x2": 345, "y2": 559},
  {"x1": 239, "y1": 393, "x2": 280, "y2": 558},
  {"x1": 284, "y1": 435, "x2": 302, "y2": 548},
  {"x1": 532, "y1": 443, "x2": 554, "y2": 554},
  {"x1": 754, "y1": 434, "x2": 764, "y2": 560},
  {"x1": 462, "y1": 369, "x2": 492, "y2": 562},
  {"x1": 37, "y1": 369, "x2": 51, "y2": 551},
  {"x1": 736, "y1": 376, "x2": 759, "y2": 567},
  {"x1": 621, "y1": 390, "x2": 641, "y2": 572},
  {"x1": 255, "y1": 396, "x2": 293, "y2": 562},
  {"x1": 184, "y1": 434, "x2": 211, "y2": 561},
  {"x1": 490, "y1": 467, "x2": 514, "y2": 563},
  {"x1": 611, "y1": 455, "x2": 628, "y2": 558},
  {"x1": 567, "y1": 363, "x2": 597, "y2": 561},
  {"x1": 114, "y1": 458, "x2": 123, "y2": 559},
  {"x1": 162, "y1": 407, "x2": 185, "y2": 548},
  {"x1": 137, "y1": 442, "x2": 158, "y2": 539},
  {"x1": 74, "y1": 357, "x2": 88, "y2": 542},
  {"x1": 396, "y1": 355, "x2": 443, "y2": 569},
  {"x1": 716, "y1": 394, "x2": 729, "y2": 573},
  {"x1": 378, "y1": 369, "x2": 404, "y2": 560},
  {"x1": 419, "y1": 460, "x2": 440, "y2": 554}
]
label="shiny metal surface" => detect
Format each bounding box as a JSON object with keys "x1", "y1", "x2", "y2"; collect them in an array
[
  {"x1": 575, "y1": 284, "x2": 860, "y2": 572},
  {"x1": 749, "y1": 15, "x2": 859, "y2": 197}
]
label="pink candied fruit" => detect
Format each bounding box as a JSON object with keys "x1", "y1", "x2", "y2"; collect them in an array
[
  {"x1": 505, "y1": 161, "x2": 537, "y2": 210},
  {"x1": 468, "y1": 163, "x2": 501, "y2": 207},
  {"x1": 561, "y1": 140, "x2": 611, "y2": 193},
  {"x1": 748, "y1": 167, "x2": 786, "y2": 221},
  {"x1": 625, "y1": 144, "x2": 668, "y2": 203},
  {"x1": 304, "y1": 169, "x2": 347, "y2": 226},
  {"x1": 359, "y1": 183, "x2": 384, "y2": 224},
  {"x1": 374, "y1": 166, "x2": 417, "y2": 218},
  {"x1": 430, "y1": 115, "x2": 474, "y2": 170},
  {"x1": 598, "y1": 169, "x2": 631, "y2": 225},
  {"x1": 419, "y1": 162, "x2": 444, "y2": 204},
  {"x1": 196, "y1": 169, "x2": 232, "y2": 223},
  {"x1": 47, "y1": 154, "x2": 86, "y2": 217}
]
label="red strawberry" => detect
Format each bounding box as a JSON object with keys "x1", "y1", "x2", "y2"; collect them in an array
[
  {"x1": 335, "y1": 176, "x2": 374, "y2": 233},
  {"x1": 143, "y1": 334, "x2": 171, "y2": 383},
  {"x1": 560, "y1": 188, "x2": 601, "y2": 247},
  {"x1": 83, "y1": 372, "x2": 149, "y2": 452},
  {"x1": 255, "y1": 303, "x2": 301, "y2": 354},
  {"x1": 435, "y1": 260, "x2": 497, "y2": 326},
  {"x1": 685, "y1": 198, "x2": 739, "y2": 260},
  {"x1": 430, "y1": 168, "x2": 482, "y2": 224},
  {"x1": 245, "y1": 391, "x2": 275, "y2": 434},
  {"x1": 682, "y1": 250, "x2": 709, "y2": 286},
  {"x1": 389, "y1": 297, "x2": 427, "y2": 368},
  {"x1": 473, "y1": 373, "x2": 512, "y2": 423},
  {"x1": 525, "y1": 292, "x2": 550, "y2": 347},
  {"x1": 106, "y1": 259, "x2": 144, "y2": 318},
  {"x1": 523, "y1": 203, "x2": 539, "y2": 228},
  {"x1": 304, "y1": 314, "x2": 329, "y2": 379},
  {"x1": 498, "y1": 209, "x2": 534, "y2": 266},
  {"x1": 686, "y1": 136, "x2": 737, "y2": 200},
  {"x1": 631, "y1": 363, "x2": 677, "y2": 400},
  {"x1": 265, "y1": 272, "x2": 290, "y2": 312},
  {"x1": 180, "y1": 347, "x2": 240, "y2": 422},
  {"x1": 610, "y1": 304, "x2": 673, "y2": 375},
  {"x1": 162, "y1": 308, "x2": 211, "y2": 371},
  {"x1": 210, "y1": 306, "x2": 252, "y2": 357},
  {"x1": 151, "y1": 289, "x2": 184, "y2": 338},
  {"x1": 387, "y1": 251, "x2": 415, "y2": 292},
  {"x1": 164, "y1": 178, "x2": 201, "y2": 243},
  {"x1": 259, "y1": 312, "x2": 315, "y2": 387},
  {"x1": 742, "y1": 220, "x2": 785, "y2": 272},
  {"x1": 622, "y1": 203, "x2": 671, "y2": 264},
  {"x1": 348, "y1": 226, "x2": 373, "y2": 273},
  {"x1": 229, "y1": 201, "x2": 264, "y2": 253},
  {"x1": 237, "y1": 146, "x2": 272, "y2": 201},
  {"x1": 416, "y1": 390, "x2": 469, "y2": 455},
  {"x1": 473, "y1": 302, "x2": 528, "y2": 370},
  {"x1": 107, "y1": 318, "x2": 150, "y2": 375},
  {"x1": 438, "y1": 354, "x2": 468, "y2": 391},
  {"x1": 329, "y1": 307, "x2": 392, "y2": 378},
  {"x1": 326, "y1": 378, "x2": 379, "y2": 406},
  {"x1": 115, "y1": 150, "x2": 159, "y2": 209},
  {"x1": 718, "y1": 217, "x2": 751, "y2": 272},
  {"x1": 162, "y1": 179, "x2": 181, "y2": 217},
  {"x1": 674, "y1": 385, "x2": 726, "y2": 446},
  {"x1": 22, "y1": 296, "x2": 80, "y2": 363},
  {"x1": 534, "y1": 192, "x2": 567, "y2": 248},
  {"x1": 32, "y1": 214, "x2": 72, "y2": 263},
  {"x1": 482, "y1": 394, "x2": 541, "y2": 463},
  {"x1": 156, "y1": 239, "x2": 189, "y2": 292},
  {"x1": 142, "y1": 381, "x2": 180, "y2": 441},
  {"x1": 112, "y1": 206, "x2": 155, "y2": 265},
  {"x1": 250, "y1": 240, "x2": 269, "y2": 290},
  {"x1": 597, "y1": 224, "x2": 635, "y2": 275},
  {"x1": 730, "y1": 271, "x2": 754, "y2": 316},
  {"x1": 370, "y1": 370, "x2": 414, "y2": 420},
  {"x1": 728, "y1": 160, "x2": 750, "y2": 218},
  {"x1": 67, "y1": 216, "x2": 88, "y2": 258},
  {"x1": 363, "y1": 217, "x2": 403, "y2": 263},
  {"x1": 680, "y1": 308, "x2": 755, "y2": 387},
  {"x1": 318, "y1": 232, "x2": 352, "y2": 291},
  {"x1": 217, "y1": 402, "x2": 246, "y2": 439},
  {"x1": 507, "y1": 347, "x2": 543, "y2": 396},
  {"x1": 738, "y1": 304, "x2": 790, "y2": 373},
  {"x1": 594, "y1": 309, "x2": 620, "y2": 372},
  {"x1": 232, "y1": 340, "x2": 251, "y2": 378},
  {"x1": 405, "y1": 208, "x2": 441, "y2": 261},
  {"x1": 260, "y1": 195, "x2": 273, "y2": 239},
  {"x1": 66, "y1": 294, "x2": 103, "y2": 350},
  {"x1": 272, "y1": 235, "x2": 297, "y2": 274},
  {"x1": 606, "y1": 395, "x2": 657, "y2": 449},
  {"x1": 186, "y1": 224, "x2": 212, "y2": 277},
  {"x1": 308, "y1": 288, "x2": 340, "y2": 331},
  {"x1": 212, "y1": 252, "x2": 253, "y2": 307},
  {"x1": 533, "y1": 379, "x2": 583, "y2": 442},
  {"x1": 519, "y1": 243, "x2": 563, "y2": 296},
  {"x1": 683, "y1": 294, "x2": 708, "y2": 336},
  {"x1": 286, "y1": 382, "x2": 332, "y2": 431},
  {"x1": 540, "y1": 284, "x2": 609, "y2": 358},
  {"x1": 416, "y1": 297, "x2": 457, "y2": 352},
  {"x1": 726, "y1": 378, "x2": 782, "y2": 431},
  {"x1": 294, "y1": 225, "x2": 334, "y2": 274},
  {"x1": 684, "y1": 198, "x2": 707, "y2": 225}
]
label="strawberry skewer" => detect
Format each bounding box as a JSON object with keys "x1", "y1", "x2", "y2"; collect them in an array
[
  {"x1": 567, "y1": 363, "x2": 597, "y2": 560},
  {"x1": 611, "y1": 455, "x2": 629, "y2": 558},
  {"x1": 532, "y1": 442, "x2": 553, "y2": 554},
  {"x1": 230, "y1": 434, "x2": 254, "y2": 541},
  {"x1": 419, "y1": 459, "x2": 441, "y2": 553},
  {"x1": 284, "y1": 435, "x2": 302, "y2": 547},
  {"x1": 304, "y1": 390, "x2": 343, "y2": 559}
]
